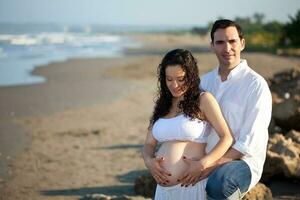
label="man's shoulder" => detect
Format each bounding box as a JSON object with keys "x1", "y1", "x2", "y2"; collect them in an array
[
  {"x1": 245, "y1": 67, "x2": 269, "y2": 88},
  {"x1": 200, "y1": 68, "x2": 216, "y2": 90},
  {"x1": 201, "y1": 68, "x2": 216, "y2": 81}
]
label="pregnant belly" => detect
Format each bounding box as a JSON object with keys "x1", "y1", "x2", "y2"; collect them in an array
[{"x1": 156, "y1": 141, "x2": 206, "y2": 186}]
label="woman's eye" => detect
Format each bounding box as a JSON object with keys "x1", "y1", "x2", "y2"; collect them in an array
[{"x1": 178, "y1": 79, "x2": 185, "y2": 82}]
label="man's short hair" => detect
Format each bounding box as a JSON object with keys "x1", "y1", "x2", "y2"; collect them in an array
[{"x1": 210, "y1": 19, "x2": 244, "y2": 42}]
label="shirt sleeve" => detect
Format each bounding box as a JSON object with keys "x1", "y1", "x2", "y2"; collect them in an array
[{"x1": 232, "y1": 80, "x2": 272, "y2": 156}]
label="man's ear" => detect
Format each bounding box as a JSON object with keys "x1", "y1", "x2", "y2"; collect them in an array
[
  {"x1": 241, "y1": 38, "x2": 246, "y2": 51},
  {"x1": 210, "y1": 41, "x2": 214, "y2": 50}
]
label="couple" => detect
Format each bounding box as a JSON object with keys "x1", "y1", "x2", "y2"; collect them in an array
[{"x1": 142, "y1": 19, "x2": 272, "y2": 200}]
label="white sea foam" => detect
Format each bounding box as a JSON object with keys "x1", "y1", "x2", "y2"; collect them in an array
[{"x1": 0, "y1": 32, "x2": 121, "y2": 46}]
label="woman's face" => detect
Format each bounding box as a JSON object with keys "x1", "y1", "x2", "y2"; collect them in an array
[{"x1": 165, "y1": 65, "x2": 187, "y2": 98}]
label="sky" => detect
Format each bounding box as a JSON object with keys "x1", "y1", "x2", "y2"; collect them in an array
[{"x1": 0, "y1": 0, "x2": 300, "y2": 27}]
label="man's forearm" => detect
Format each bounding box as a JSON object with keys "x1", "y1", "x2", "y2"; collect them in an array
[
  {"x1": 197, "y1": 148, "x2": 244, "y2": 181},
  {"x1": 217, "y1": 147, "x2": 244, "y2": 165}
]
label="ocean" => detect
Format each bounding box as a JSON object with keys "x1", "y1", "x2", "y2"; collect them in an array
[{"x1": 0, "y1": 23, "x2": 141, "y2": 87}]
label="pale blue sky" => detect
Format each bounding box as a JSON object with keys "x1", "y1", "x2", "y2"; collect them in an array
[{"x1": 0, "y1": 0, "x2": 300, "y2": 26}]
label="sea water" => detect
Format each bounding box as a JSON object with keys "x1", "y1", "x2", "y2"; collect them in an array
[{"x1": 0, "y1": 23, "x2": 140, "y2": 86}]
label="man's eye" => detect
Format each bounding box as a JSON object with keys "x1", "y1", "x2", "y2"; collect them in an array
[{"x1": 166, "y1": 78, "x2": 172, "y2": 81}]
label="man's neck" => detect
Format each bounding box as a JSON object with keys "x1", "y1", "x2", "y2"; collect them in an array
[
  {"x1": 218, "y1": 60, "x2": 241, "y2": 82},
  {"x1": 218, "y1": 67, "x2": 231, "y2": 81}
]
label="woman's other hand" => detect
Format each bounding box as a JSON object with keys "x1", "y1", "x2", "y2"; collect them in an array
[{"x1": 145, "y1": 156, "x2": 171, "y2": 185}]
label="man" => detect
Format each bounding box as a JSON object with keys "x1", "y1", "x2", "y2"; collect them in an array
[{"x1": 179, "y1": 19, "x2": 272, "y2": 199}]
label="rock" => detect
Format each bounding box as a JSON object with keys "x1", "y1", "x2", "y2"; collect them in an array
[
  {"x1": 243, "y1": 183, "x2": 273, "y2": 200},
  {"x1": 272, "y1": 98, "x2": 300, "y2": 131},
  {"x1": 269, "y1": 68, "x2": 300, "y2": 99},
  {"x1": 134, "y1": 174, "x2": 156, "y2": 198},
  {"x1": 286, "y1": 129, "x2": 300, "y2": 144},
  {"x1": 263, "y1": 132, "x2": 300, "y2": 180},
  {"x1": 79, "y1": 194, "x2": 139, "y2": 200},
  {"x1": 271, "y1": 92, "x2": 284, "y2": 104},
  {"x1": 269, "y1": 68, "x2": 300, "y2": 132},
  {"x1": 268, "y1": 117, "x2": 276, "y2": 134},
  {"x1": 268, "y1": 117, "x2": 283, "y2": 135}
]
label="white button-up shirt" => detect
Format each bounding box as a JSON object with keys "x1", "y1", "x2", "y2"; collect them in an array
[{"x1": 200, "y1": 59, "x2": 272, "y2": 190}]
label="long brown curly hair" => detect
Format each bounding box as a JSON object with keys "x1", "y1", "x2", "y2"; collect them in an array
[{"x1": 149, "y1": 49, "x2": 204, "y2": 128}]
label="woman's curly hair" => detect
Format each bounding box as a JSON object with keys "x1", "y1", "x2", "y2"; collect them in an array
[{"x1": 149, "y1": 49, "x2": 204, "y2": 128}]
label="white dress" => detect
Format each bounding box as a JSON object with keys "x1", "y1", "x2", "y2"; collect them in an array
[{"x1": 154, "y1": 179, "x2": 207, "y2": 200}]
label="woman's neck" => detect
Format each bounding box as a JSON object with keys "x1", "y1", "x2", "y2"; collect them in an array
[
  {"x1": 172, "y1": 96, "x2": 183, "y2": 105},
  {"x1": 170, "y1": 97, "x2": 183, "y2": 114}
]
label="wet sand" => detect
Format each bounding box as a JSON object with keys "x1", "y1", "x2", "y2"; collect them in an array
[{"x1": 1, "y1": 33, "x2": 300, "y2": 199}]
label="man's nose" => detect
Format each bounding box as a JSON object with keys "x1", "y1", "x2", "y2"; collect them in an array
[{"x1": 224, "y1": 42, "x2": 231, "y2": 52}]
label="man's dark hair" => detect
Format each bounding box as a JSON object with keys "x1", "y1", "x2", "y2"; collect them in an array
[{"x1": 210, "y1": 19, "x2": 243, "y2": 42}]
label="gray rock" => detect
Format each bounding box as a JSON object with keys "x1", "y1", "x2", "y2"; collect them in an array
[
  {"x1": 243, "y1": 183, "x2": 273, "y2": 200},
  {"x1": 263, "y1": 131, "x2": 300, "y2": 180},
  {"x1": 134, "y1": 174, "x2": 156, "y2": 198},
  {"x1": 269, "y1": 68, "x2": 300, "y2": 99},
  {"x1": 269, "y1": 68, "x2": 300, "y2": 132},
  {"x1": 272, "y1": 98, "x2": 300, "y2": 131},
  {"x1": 79, "y1": 194, "x2": 142, "y2": 200}
]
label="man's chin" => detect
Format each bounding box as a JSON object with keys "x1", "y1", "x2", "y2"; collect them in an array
[
  {"x1": 221, "y1": 59, "x2": 238, "y2": 67},
  {"x1": 220, "y1": 60, "x2": 231, "y2": 67}
]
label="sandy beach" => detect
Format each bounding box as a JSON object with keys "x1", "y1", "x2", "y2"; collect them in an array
[{"x1": 1, "y1": 33, "x2": 300, "y2": 199}]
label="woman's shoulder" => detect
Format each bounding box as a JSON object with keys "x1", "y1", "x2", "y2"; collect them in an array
[
  {"x1": 199, "y1": 91, "x2": 218, "y2": 109},
  {"x1": 199, "y1": 91, "x2": 215, "y2": 101}
]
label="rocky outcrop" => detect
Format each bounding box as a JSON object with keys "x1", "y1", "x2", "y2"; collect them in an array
[
  {"x1": 80, "y1": 194, "x2": 150, "y2": 200},
  {"x1": 243, "y1": 183, "x2": 273, "y2": 200},
  {"x1": 80, "y1": 194, "x2": 131, "y2": 200},
  {"x1": 134, "y1": 174, "x2": 156, "y2": 198},
  {"x1": 272, "y1": 98, "x2": 300, "y2": 131},
  {"x1": 269, "y1": 68, "x2": 300, "y2": 133},
  {"x1": 269, "y1": 68, "x2": 299, "y2": 99},
  {"x1": 263, "y1": 130, "x2": 300, "y2": 180},
  {"x1": 286, "y1": 129, "x2": 300, "y2": 144}
]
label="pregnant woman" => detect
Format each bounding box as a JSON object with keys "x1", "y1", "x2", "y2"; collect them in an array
[{"x1": 142, "y1": 49, "x2": 233, "y2": 200}]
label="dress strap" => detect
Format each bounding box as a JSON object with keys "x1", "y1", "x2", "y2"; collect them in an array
[{"x1": 200, "y1": 91, "x2": 206, "y2": 96}]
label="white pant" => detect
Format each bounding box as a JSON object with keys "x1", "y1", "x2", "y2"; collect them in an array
[{"x1": 154, "y1": 179, "x2": 207, "y2": 200}]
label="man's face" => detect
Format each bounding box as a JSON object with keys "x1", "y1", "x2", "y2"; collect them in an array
[{"x1": 211, "y1": 26, "x2": 245, "y2": 69}]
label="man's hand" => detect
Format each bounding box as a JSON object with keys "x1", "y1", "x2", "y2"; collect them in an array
[
  {"x1": 178, "y1": 156, "x2": 218, "y2": 187},
  {"x1": 178, "y1": 148, "x2": 243, "y2": 187},
  {"x1": 197, "y1": 165, "x2": 218, "y2": 181},
  {"x1": 177, "y1": 156, "x2": 205, "y2": 187},
  {"x1": 145, "y1": 156, "x2": 172, "y2": 185}
]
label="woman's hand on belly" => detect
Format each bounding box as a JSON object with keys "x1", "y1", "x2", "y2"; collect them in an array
[
  {"x1": 145, "y1": 156, "x2": 172, "y2": 185},
  {"x1": 158, "y1": 157, "x2": 190, "y2": 186}
]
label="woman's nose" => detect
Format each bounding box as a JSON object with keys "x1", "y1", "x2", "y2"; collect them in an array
[{"x1": 171, "y1": 81, "x2": 179, "y2": 87}]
